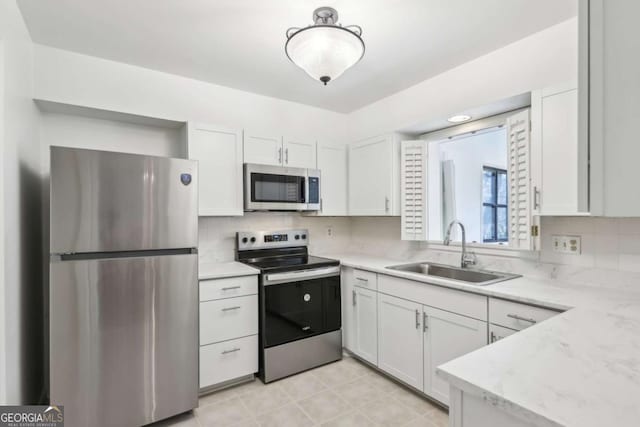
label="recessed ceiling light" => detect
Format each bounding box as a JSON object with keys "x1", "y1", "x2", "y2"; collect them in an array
[
  {"x1": 285, "y1": 7, "x2": 365, "y2": 86},
  {"x1": 447, "y1": 115, "x2": 472, "y2": 123}
]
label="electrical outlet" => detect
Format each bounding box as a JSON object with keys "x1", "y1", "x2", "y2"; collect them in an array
[
  {"x1": 551, "y1": 235, "x2": 581, "y2": 254},
  {"x1": 326, "y1": 226, "x2": 333, "y2": 237}
]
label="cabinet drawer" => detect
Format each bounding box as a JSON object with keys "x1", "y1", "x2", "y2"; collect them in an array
[
  {"x1": 200, "y1": 295, "x2": 258, "y2": 345},
  {"x1": 200, "y1": 335, "x2": 258, "y2": 389},
  {"x1": 378, "y1": 274, "x2": 487, "y2": 321},
  {"x1": 353, "y1": 269, "x2": 377, "y2": 290},
  {"x1": 489, "y1": 298, "x2": 559, "y2": 331},
  {"x1": 200, "y1": 275, "x2": 258, "y2": 302}
]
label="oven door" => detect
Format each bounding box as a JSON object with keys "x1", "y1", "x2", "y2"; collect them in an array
[
  {"x1": 261, "y1": 266, "x2": 341, "y2": 348},
  {"x1": 244, "y1": 163, "x2": 309, "y2": 211}
]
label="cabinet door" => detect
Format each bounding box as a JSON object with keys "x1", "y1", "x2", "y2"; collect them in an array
[
  {"x1": 349, "y1": 135, "x2": 399, "y2": 216},
  {"x1": 316, "y1": 142, "x2": 348, "y2": 216},
  {"x1": 353, "y1": 286, "x2": 378, "y2": 365},
  {"x1": 341, "y1": 268, "x2": 356, "y2": 352},
  {"x1": 423, "y1": 306, "x2": 487, "y2": 405},
  {"x1": 378, "y1": 294, "x2": 423, "y2": 389},
  {"x1": 187, "y1": 123, "x2": 243, "y2": 216},
  {"x1": 244, "y1": 131, "x2": 283, "y2": 166},
  {"x1": 489, "y1": 324, "x2": 517, "y2": 344},
  {"x1": 283, "y1": 137, "x2": 316, "y2": 169},
  {"x1": 532, "y1": 83, "x2": 584, "y2": 215}
]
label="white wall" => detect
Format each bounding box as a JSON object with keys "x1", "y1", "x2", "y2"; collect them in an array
[
  {"x1": 0, "y1": 39, "x2": 5, "y2": 406},
  {"x1": 39, "y1": 111, "x2": 185, "y2": 170},
  {"x1": 0, "y1": 0, "x2": 43, "y2": 405},
  {"x1": 33, "y1": 45, "x2": 349, "y2": 142},
  {"x1": 348, "y1": 18, "x2": 578, "y2": 141}
]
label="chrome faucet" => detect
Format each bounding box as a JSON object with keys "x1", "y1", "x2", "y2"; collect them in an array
[{"x1": 443, "y1": 220, "x2": 477, "y2": 268}]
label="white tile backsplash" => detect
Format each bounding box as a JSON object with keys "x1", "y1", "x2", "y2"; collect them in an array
[
  {"x1": 198, "y1": 214, "x2": 640, "y2": 287},
  {"x1": 198, "y1": 213, "x2": 352, "y2": 263}
]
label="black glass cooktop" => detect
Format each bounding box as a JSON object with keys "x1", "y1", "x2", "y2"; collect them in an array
[{"x1": 240, "y1": 255, "x2": 339, "y2": 274}]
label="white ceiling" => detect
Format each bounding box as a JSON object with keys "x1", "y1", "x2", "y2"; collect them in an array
[{"x1": 17, "y1": 0, "x2": 577, "y2": 113}]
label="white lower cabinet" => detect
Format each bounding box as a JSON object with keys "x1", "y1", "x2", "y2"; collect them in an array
[
  {"x1": 199, "y1": 274, "x2": 259, "y2": 391},
  {"x1": 354, "y1": 286, "x2": 378, "y2": 365},
  {"x1": 423, "y1": 306, "x2": 487, "y2": 405},
  {"x1": 378, "y1": 294, "x2": 423, "y2": 389},
  {"x1": 200, "y1": 335, "x2": 259, "y2": 388},
  {"x1": 342, "y1": 270, "x2": 562, "y2": 408}
]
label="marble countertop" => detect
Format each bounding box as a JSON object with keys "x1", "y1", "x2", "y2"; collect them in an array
[
  {"x1": 199, "y1": 261, "x2": 259, "y2": 280},
  {"x1": 321, "y1": 252, "x2": 640, "y2": 427}
]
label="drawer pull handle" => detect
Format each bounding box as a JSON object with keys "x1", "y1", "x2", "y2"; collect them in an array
[
  {"x1": 302, "y1": 326, "x2": 311, "y2": 331},
  {"x1": 490, "y1": 331, "x2": 497, "y2": 343},
  {"x1": 222, "y1": 306, "x2": 241, "y2": 312},
  {"x1": 415, "y1": 309, "x2": 420, "y2": 329},
  {"x1": 423, "y1": 312, "x2": 428, "y2": 332},
  {"x1": 221, "y1": 286, "x2": 242, "y2": 291},
  {"x1": 507, "y1": 313, "x2": 537, "y2": 324},
  {"x1": 355, "y1": 277, "x2": 368, "y2": 283},
  {"x1": 352, "y1": 289, "x2": 356, "y2": 306},
  {"x1": 221, "y1": 348, "x2": 241, "y2": 355}
]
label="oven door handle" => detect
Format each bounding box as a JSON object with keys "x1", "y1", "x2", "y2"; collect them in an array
[{"x1": 264, "y1": 266, "x2": 340, "y2": 286}]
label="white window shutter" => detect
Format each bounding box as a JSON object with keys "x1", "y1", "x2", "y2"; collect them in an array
[
  {"x1": 401, "y1": 141, "x2": 428, "y2": 240},
  {"x1": 507, "y1": 109, "x2": 537, "y2": 250}
]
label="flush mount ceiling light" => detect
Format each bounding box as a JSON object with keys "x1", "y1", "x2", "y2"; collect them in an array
[
  {"x1": 285, "y1": 7, "x2": 365, "y2": 86},
  {"x1": 447, "y1": 115, "x2": 472, "y2": 123}
]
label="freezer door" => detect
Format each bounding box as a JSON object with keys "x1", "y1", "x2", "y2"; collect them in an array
[
  {"x1": 50, "y1": 254, "x2": 198, "y2": 427},
  {"x1": 50, "y1": 147, "x2": 198, "y2": 254}
]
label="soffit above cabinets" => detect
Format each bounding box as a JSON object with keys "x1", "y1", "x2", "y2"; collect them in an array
[{"x1": 17, "y1": 0, "x2": 576, "y2": 113}]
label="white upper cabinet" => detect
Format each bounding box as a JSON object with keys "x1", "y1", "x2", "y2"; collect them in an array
[
  {"x1": 506, "y1": 110, "x2": 539, "y2": 251},
  {"x1": 531, "y1": 82, "x2": 586, "y2": 215},
  {"x1": 283, "y1": 137, "x2": 317, "y2": 169},
  {"x1": 243, "y1": 131, "x2": 317, "y2": 168},
  {"x1": 243, "y1": 131, "x2": 283, "y2": 166},
  {"x1": 585, "y1": 0, "x2": 640, "y2": 216},
  {"x1": 401, "y1": 141, "x2": 428, "y2": 240},
  {"x1": 349, "y1": 134, "x2": 401, "y2": 216},
  {"x1": 187, "y1": 123, "x2": 243, "y2": 216},
  {"x1": 316, "y1": 141, "x2": 348, "y2": 216}
]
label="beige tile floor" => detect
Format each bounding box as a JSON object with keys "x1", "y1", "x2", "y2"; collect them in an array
[{"x1": 150, "y1": 355, "x2": 448, "y2": 427}]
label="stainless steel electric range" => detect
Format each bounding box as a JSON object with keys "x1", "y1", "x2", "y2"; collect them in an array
[{"x1": 236, "y1": 229, "x2": 342, "y2": 383}]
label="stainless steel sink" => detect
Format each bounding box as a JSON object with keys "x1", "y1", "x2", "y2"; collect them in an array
[{"x1": 385, "y1": 262, "x2": 520, "y2": 286}]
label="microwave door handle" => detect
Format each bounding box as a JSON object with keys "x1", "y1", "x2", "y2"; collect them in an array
[{"x1": 301, "y1": 176, "x2": 306, "y2": 203}]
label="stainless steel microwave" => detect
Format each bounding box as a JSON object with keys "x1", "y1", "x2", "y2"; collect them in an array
[{"x1": 244, "y1": 163, "x2": 320, "y2": 211}]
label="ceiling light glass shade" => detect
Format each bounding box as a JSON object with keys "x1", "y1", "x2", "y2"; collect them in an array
[
  {"x1": 285, "y1": 8, "x2": 365, "y2": 85},
  {"x1": 286, "y1": 26, "x2": 364, "y2": 85}
]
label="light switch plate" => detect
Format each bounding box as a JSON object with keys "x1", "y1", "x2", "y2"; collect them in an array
[{"x1": 551, "y1": 235, "x2": 581, "y2": 254}]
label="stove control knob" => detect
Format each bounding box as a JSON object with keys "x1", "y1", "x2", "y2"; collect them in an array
[
  {"x1": 241, "y1": 237, "x2": 248, "y2": 244},
  {"x1": 295, "y1": 234, "x2": 300, "y2": 240},
  {"x1": 301, "y1": 234, "x2": 307, "y2": 240},
  {"x1": 250, "y1": 237, "x2": 256, "y2": 243}
]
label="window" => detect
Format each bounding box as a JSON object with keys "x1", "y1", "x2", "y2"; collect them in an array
[{"x1": 482, "y1": 166, "x2": 508, "y2": 243}]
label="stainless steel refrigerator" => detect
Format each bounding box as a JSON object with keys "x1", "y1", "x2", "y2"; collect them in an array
[{"x1": 49, "y1": 147, "x2": 199, "y2": 427}]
